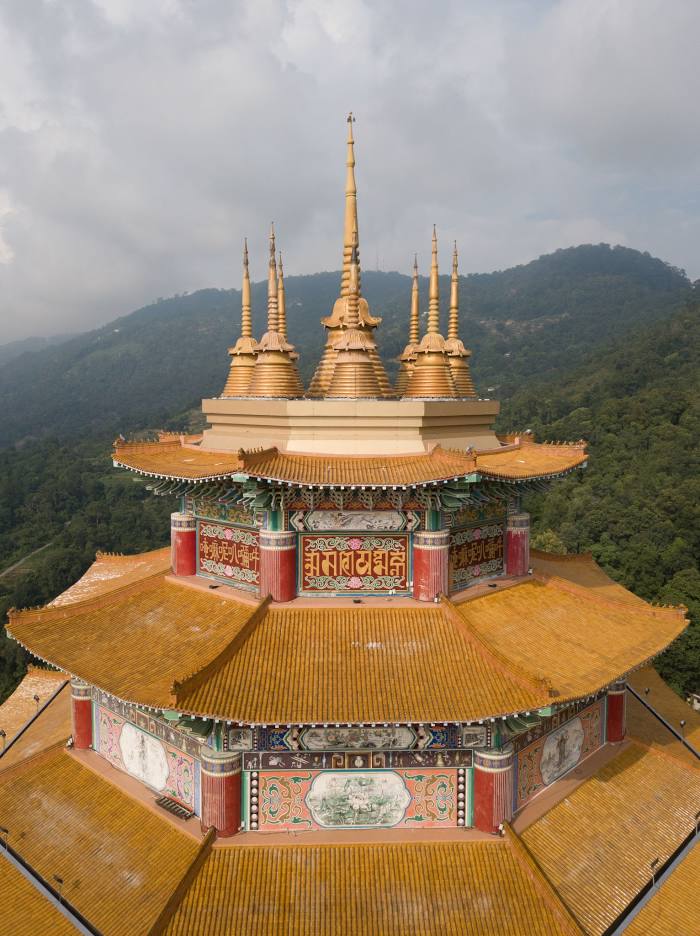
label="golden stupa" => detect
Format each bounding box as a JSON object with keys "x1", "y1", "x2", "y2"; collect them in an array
[
  {"x1": 248, "y1": 225, "x2": 304, "y2": 399},
  {"x1": 395, "y1": 255, "x2": 421, "y2": 395},
  {"x1": 403, "y1": 227, "x2": 458, "y2": 398},
  {"x1": 221, "y1": 240, "x2": 259, "y2": 396},
  {"x1": 308, "y1": 114, "x2": 392, "y2": 398},
  {"x1": 444, "y1": 243, "x2": 477, "y2": 398}
]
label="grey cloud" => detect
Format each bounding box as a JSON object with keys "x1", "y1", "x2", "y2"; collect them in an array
[{"x1": 0, "y1": 0, "x2": 698, "y2": 342}]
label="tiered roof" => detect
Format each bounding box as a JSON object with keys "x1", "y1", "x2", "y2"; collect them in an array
[
  {"x1": 7, "y1": 552, "x2": 686, "y2": 725},
  {"x1": 112, "y1": 436, "x2": 587, "y2": 486}
]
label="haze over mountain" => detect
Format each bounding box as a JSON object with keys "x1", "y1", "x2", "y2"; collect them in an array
[{"x1": 0, "y1": 244, "x2": 690, "y2": 448}]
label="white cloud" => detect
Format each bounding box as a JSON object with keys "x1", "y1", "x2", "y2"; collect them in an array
[{"x1": 0, "y1": 0, "x2": 698, "y2": 341}]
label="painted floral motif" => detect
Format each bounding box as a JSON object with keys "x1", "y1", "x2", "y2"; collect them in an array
[
  {"x1": 306, "y1": 772, "x2": 411, "y2": 828},
  {"x1": 257, "y1": 769, "x2": 458, "y2": 831}
]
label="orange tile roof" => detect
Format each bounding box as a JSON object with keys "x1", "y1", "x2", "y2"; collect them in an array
[
  {"x1": 625, "y1": 840, "x2": 700, "y2": 936},
  {"x1": 8, "y1": 554, "x2": 685, "y2": 725},
  {"x1": 0, "y1": 666, "x2": 67, "y2": 743},
  {"x1": 520, "y1": 743, "x2": 700, "y2": 935},
  {"x1": 456, "y1": 576, "x2": 686, "y2": 702},
  {"x1": 0, "y1": 681, "x2": 71, "y2": 772},
  {"x1": 627, "y1": 665, "x2": 700, "y2": 764},
  {"x1": 530, "y1": 550, "x2": 647, "y2": 605},
  {"x1": 0, "y1": 852, "x2": 76, "y2": 936},
  {"x1": 177, "y1": 603, "x2": 549, "y2": 723},
  {"x1": 50, "y1": 546, "x2": 170, "y2": 606},
  {"x1": 165, "y1": 840, "x2": 581, "y2": 936},
  {"x1": 113, "y1": 437, "x2": 586, "y2": 486},
  {"x1": 0, "y1": 747, "x2": 201, "y2": 936},
  {"x1": 9, "y1": 575, "x2": 262, "y2": 711}
]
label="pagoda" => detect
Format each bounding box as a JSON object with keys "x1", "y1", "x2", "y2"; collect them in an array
[{"x1": 1, "y1": 116, "x2": 698, "y2": 936}]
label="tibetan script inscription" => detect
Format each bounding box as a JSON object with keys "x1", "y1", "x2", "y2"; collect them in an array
[
  {"x1": 300, "y1": 533, "x2": 409, "y2": 593},
  {"x1": 449, "y1": 518, "x2": 505, "y2": 591},
  {"x1": 198, "y1": 521, "x2": 259, "y2": 589}
]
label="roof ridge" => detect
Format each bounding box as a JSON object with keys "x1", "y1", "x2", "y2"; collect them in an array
[
  {"x1": 502, "y1": 824, "x2": 585, "y2": 935},
  {"x1": 149, "y1": 827, "x2": 216, "y2": 935},
  {"x1": 441, "y1": 596, "x2": 552, "y2": 698},
  {"x1": 172, "y1": 597, "x2": 271, "y2": 702}
]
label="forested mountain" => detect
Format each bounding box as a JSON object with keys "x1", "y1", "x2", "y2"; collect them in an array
[
  {"x1": 502, "y1": 300, "x2": 700, "y2": 695},
  {"x1": 0, "y1": 333, "x2": 74, "y2": 366},
  {"x1": 0, "y1": 244, "x2": 697, "y2": 703},
  {"x1": 0, "y1": 244, "x2": 689, "y2": 447}
]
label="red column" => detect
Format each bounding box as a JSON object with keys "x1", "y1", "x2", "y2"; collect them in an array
[
  {"x1": 505, "y1": 512, "x2": 530, "y2": 577},
  {"x1": 412, "y1": 530, "x2": 449, "y2": 601},
  {"x1": 171, "y1": 512, "x2": 196, "y2": 576},
  {"x1": 200, "y1": 750, "x2": 242, "y2": 837},
  {"x1": 259, "y1": 531, "x2": 297, "y2": 602},
  {"x1": 71, "y1": 677, "x2": 93, "y2": 749},
  {"x1": 473, "y1": 747, "x2": 514, "y2": 834},
  {"x1": 606, "y1": 681, "x2": 627, "y2": 743}
]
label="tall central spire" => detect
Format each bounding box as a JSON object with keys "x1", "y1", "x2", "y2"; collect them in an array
[
  {"x1": 249, "y1": 224, "x2": 304, "y2": 398},
  {"x1": 341, "y1": 112, "x2": 360, "y2": 298},
  {"x1": 308, "y1": 114, "x2": 391, "y2": 398}
]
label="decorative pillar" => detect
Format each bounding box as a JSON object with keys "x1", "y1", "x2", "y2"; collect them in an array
[
  {"x1": 505, "y1": 512, "x2": 530, "y2": 577},
  {"x1": 71, "y1": 678, "x2": 93, "y2": 749},
  {"x1": 171, "y1": 512, "x2": 196, "y2": 576},
  {"x1": 200, "y1": 750, "x2": 242, "y2": 837},
  {"x1": 606, "y1": 681, "x2": 627, "y2": 743},
  {"x1": 473, "y1": 746, "x2": 514, "y2": 834},
  {"x1": 259, "y1": 530, "x2": 297, "y2": 602},
  {"x1": 412, "y1": 530, "x2": 449, "y2": 601}
]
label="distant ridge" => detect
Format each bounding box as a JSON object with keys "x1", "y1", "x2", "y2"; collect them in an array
[{"x1": 0, "y1": 244, "x2": 690, "y2": 447}]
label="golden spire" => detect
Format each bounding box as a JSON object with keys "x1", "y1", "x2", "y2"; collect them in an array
[
  {"x1": 404, "y1": 227, "x2": 457, "y2": 398},
  {"x1": 308, "y1": 114, "x2": 392, "y2": 398},
  {"x1": 395, "y1": 255, "x2": 421, "y2": 395},
  {"x1": 277, "y1": 251, "x2": 287, "y2": 339},
  {"x1": 444, "y1": 241, "x2": 477, "y2": 398},
  {"x1": 341, "y1": 112, "x2": 359, "y2": 298},
  {"x1": 249, "y1": 225, "x2": 304, "y2": 398},
  {"x1": 327, "y1": 234, "x2": 381, "y2": 398},
  {"x1": 221, "y1": 239, "x2": 259, "y2": 396}
]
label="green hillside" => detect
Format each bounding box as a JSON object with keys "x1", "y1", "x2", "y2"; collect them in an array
[
  {"x1": 501, "y1": 300, "x2": 700, "y2": 695},
  {"x1": 0, "y1": 244, "x2": 689, "y2": 447}
]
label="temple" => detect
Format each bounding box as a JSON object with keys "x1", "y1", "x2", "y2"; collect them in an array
[{"x1": 1, "y1": 116, "x2": 698, "y2": 936}]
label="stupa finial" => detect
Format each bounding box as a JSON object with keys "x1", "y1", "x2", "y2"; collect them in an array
[
  {"x1": 220, "y1": 237, "x2": 259, "y2": 396},
  {"x1": 277, "y1": 251, "x2": 287, "y2": 339},
  {"x1": 444, "y1": 239, "x2": 477, "y2": 398},
  {"x1": 448, "y1": 241, "x2": 459, "y2": 341}
]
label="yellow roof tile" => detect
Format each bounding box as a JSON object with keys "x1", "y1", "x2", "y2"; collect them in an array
[
  {"x1": 0, "y1": 852, "x2": 76, "y2": 936},
  {"x1": 113, "y1": 437, "x2": 586, "y2": 486},
  {"x1": 531, "y1": 550, "x2": 647, "y2": 605},
  {"x1": 456, "y1": 577, "x2": 686, "y2": 702},
  {"x1": 625, "y1": 841, "x2": 700, "y2": 936},
  {"x1": 9, "y1": 575, "x2": 261, "y2": 711},
  {"x1": 50, "y1": 546, "x2": 170, "y2": 606},
  {"x1": 165, "y1": 840, "x2": 580, "y2": 936},
  {"x1": 0, "y1": 681, "x2": 71, "y2": 772},
  {"x1": 520, "y1": 743, "x2": 700, "y2": 935},
  {"x1": 627, "y1": 665, "x2": 700, "y2": 764},
  {"x1": 0, "y1": 747, "x2": 200, "y2": 936},
  {"x1": 0, "y1": 666, "x2": 67, "y2": 743}
]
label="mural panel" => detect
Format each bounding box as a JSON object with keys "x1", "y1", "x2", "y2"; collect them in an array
[
  {"x1": 258, "y1": 723, "x2": 459, "y2": 752},
  {"x1": 299, "y1": 533, "x2": 409, "y2": 593},
  {"x1": 256, "y1": 769, "x2": 457, "y2": 831},
  {"x1": 188, "y1": 498, "x2": 259, "y2": 527},
  {"x1": 243, "y1": 749, "x2": 473, "y2": 770},
  {"x1": 197, "y1": 521, "x2": 260, "y2": 590},
  {"x1": 515, "y1": 701, "x2": 603, "y2": 809},
  {"x1": 96, "y1": 706, "x2": 197, "y2": 810},
  {"x1": 291, "y1": 510, "x2": 420, "y2": 532},
  {"x1": 299, "y1": 725, "x2": 416, "y2": 750},
  {"x1": 449, "y1": 516, "x2": 505, "y2": 591}
]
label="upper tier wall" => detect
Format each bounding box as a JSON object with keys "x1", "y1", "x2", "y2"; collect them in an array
[{"x1": 201, "y1": 397, "x2": 501, "y2": 455}]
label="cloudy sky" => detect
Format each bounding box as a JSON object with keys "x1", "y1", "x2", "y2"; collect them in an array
[{"x1": 0, "y1": 0, "x2": 698, "y2": 341}]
